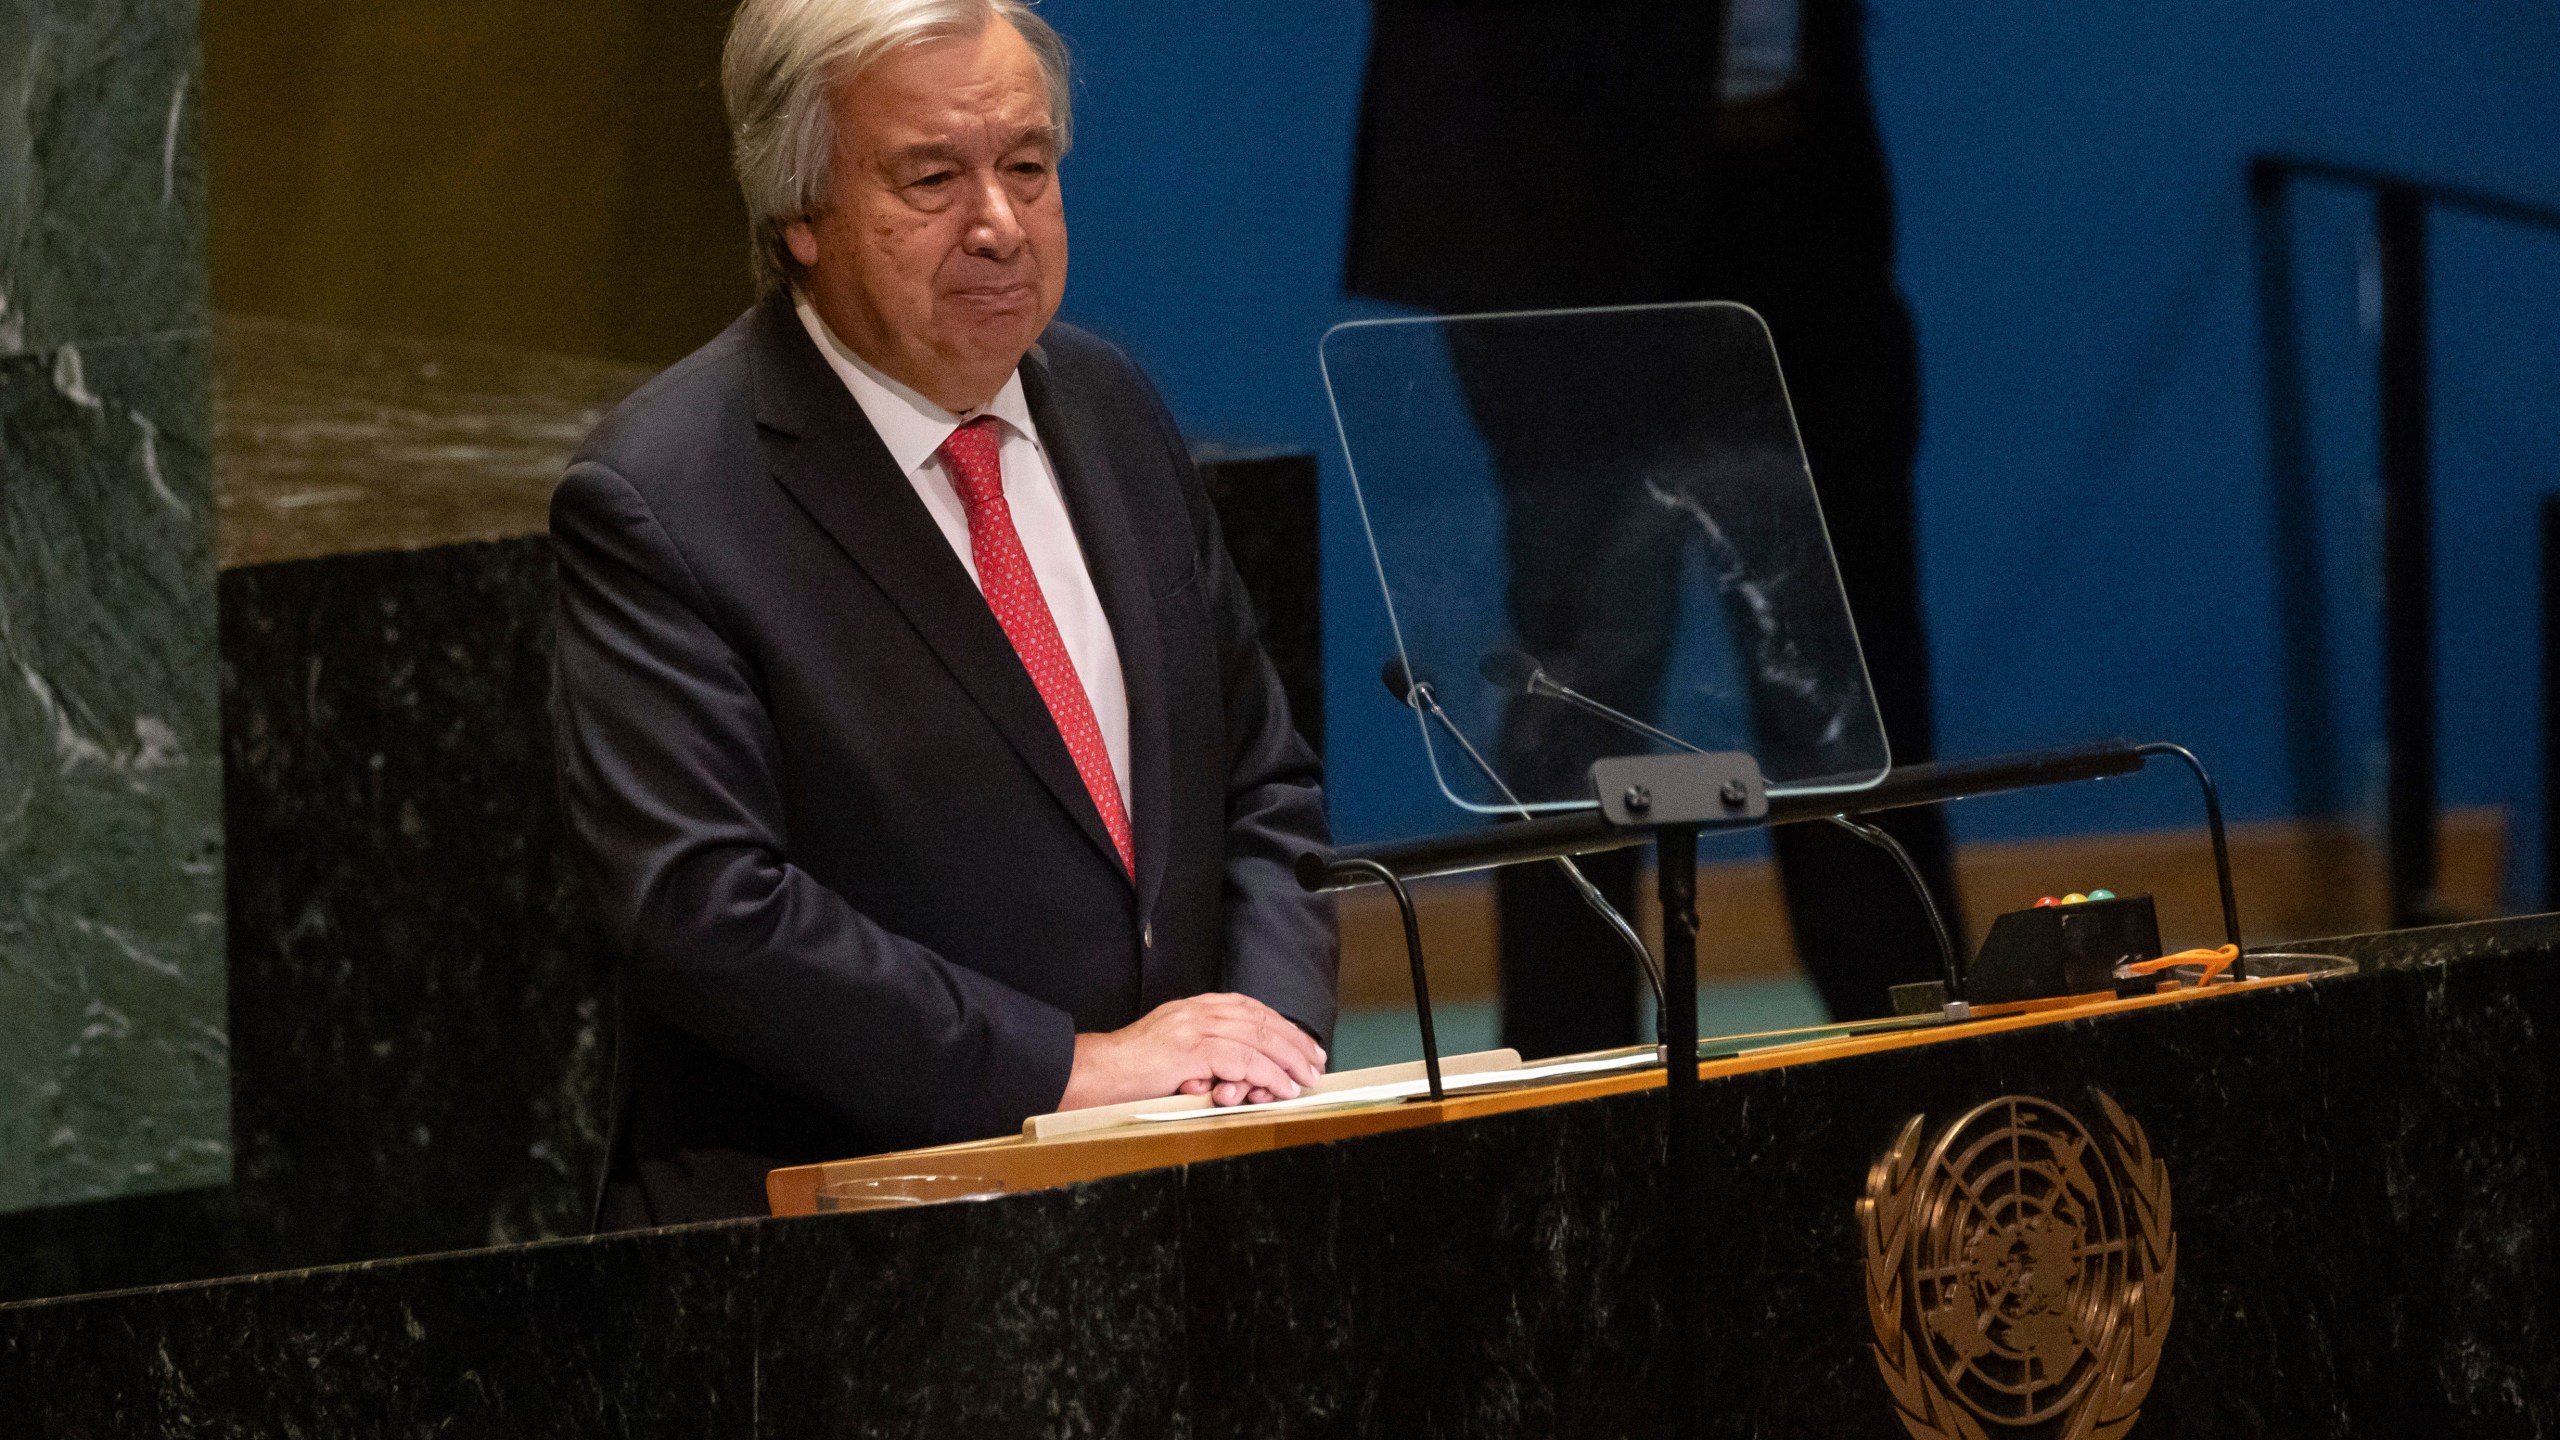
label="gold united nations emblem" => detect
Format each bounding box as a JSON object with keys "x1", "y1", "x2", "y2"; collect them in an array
[{"x1": 1859, "y1": 1092, "x2": 2175, "y2": 1440}]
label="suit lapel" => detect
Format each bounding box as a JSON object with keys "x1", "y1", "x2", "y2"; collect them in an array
[
  {"x1": 745, "y1": 297, "x2": 1127, "y2": 881},
  {"x1": 1021, "y1": 345, "x2": 1173, "y2": 923}
]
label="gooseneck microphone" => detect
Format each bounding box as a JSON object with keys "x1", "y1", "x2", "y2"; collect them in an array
[
  {"x1": 1381, "y1": 656, "x2": 1668, "y2": 1019},
  {"x1": 1480, "y1": 648, "x2": 1700, "y2": 757},
  {"x1": 1479, "y1": 647, "x2": 1965, "y2": 1003}
]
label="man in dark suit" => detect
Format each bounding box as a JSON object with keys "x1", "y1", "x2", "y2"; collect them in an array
[
  {"x1": 552, "y1": 0, "x2": 1335, "y2": 1225},
  {"x1": 1345, "y1": 0, "x2": 1957, "y2": 1049}
]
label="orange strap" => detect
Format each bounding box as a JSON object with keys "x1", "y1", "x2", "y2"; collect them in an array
[{"x1": 2119, "y1": 944, "x2": 2238, "y2": 987}]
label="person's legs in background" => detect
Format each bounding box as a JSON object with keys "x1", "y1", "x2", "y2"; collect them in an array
[{"x1": 1758, "y1": 287, "x2": 1963, "y2": 1020}]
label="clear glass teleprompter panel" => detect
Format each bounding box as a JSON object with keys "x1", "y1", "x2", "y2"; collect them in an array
[{"x1": 1322, "y1": 303, "x2": 1889, "y2": 815}]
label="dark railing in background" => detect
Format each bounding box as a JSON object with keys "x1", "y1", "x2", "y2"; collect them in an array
[{"x1": 2249, "y1": 155, "x2": 2560, "y2": 927}]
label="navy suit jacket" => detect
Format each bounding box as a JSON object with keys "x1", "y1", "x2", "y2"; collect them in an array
[{"x1": 550, "y1": 295, "x2": 1337, "y2": 1224}]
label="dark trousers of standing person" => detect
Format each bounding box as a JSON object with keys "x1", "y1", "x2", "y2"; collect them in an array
[{"x1": 1483, "y1": 283, "x2": 1960, "y2": 1055}]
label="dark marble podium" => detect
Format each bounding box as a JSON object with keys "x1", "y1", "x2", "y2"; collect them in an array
[{"x1": 3, "y1": 915, "x2": 2556, "y2": 1437}]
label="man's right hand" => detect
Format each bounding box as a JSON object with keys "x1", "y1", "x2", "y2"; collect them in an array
[{"x1": 1057, "y1": 993, "x2": 1327, "y2": 1112}]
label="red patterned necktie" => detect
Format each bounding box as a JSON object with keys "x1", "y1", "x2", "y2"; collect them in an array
[{"x1": 938, "y1": 416, "x2": 1135, "y2": 877}]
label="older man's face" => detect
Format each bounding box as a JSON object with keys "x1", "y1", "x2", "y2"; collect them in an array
[{"x1": 788, "y1": 19, "x2": 1067, "y2": 412}]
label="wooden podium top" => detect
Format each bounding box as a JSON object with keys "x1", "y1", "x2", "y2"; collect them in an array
[{"x1": 766, "y1": 975, "x2": 2308, "y2": 1216}]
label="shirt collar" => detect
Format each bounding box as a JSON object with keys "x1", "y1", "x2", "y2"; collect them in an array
[{"x1": 793, "y1": 293, "x2": 1035, "y2": 478}]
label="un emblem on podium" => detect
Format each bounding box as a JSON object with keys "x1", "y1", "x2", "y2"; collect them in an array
[{"x1": 1859, "y1": 1092, "x2": 2176, "y2": 1440}]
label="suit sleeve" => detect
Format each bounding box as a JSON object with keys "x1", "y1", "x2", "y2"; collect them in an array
[
  {"x1": 549, "y1": 460, "x2": 1076, "y2": 1148},
  {"x1": 1125, "y1": 376, "x2": 1342, "y2": 1045},
  {"x1": 1204, "y1": 522, "x2": 1342, "y2": 1044}
]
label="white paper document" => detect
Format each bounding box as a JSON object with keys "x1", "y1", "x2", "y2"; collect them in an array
[{"x1": 1127, "y1": 1049, "x2": 1660, "y2": 1124}]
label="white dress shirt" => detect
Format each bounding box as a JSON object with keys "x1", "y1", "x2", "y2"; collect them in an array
[{"x1": 795, "y1": 298, "x2": 1133, "y2": 810}]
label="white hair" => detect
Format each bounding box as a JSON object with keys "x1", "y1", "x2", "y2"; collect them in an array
[{"x1": 722, "y1": 0, "x2": 1073, "y2": 295}]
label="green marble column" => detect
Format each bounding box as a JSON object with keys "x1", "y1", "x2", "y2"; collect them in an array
[{"x1": 0, "y1": 0, "x2": 226, "y2": 1211}]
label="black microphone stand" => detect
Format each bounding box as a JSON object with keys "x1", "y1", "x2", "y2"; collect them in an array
[
  {"x1": 1656, "y1": 817, "x2": 1705, "y2": 1438},
  {"x1": 1312, "y1": 745, "x2": 1770, "y2": 1440},
  {"x1": 1328, "y1": 858, "x2": 1445, "y2": 1101}
]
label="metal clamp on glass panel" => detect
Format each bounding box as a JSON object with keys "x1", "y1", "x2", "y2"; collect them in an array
[{"x1": 1590, "y1": 753, "x2": 1767, "y2": 828}]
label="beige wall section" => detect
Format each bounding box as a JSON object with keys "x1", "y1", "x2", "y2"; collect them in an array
[
  {"x1": 1334, "y1": 808, "x2": 2514, "y2": 1010},
  {"x1": 203, "y1": 0, "x2": 752, "y2": 364}
]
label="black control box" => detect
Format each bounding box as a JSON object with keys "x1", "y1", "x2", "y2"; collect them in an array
[{"x1": 1965, "y1": 893, "x2": 2163, "y2": 1004}]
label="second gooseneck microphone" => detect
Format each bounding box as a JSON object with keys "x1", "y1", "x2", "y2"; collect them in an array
[
  {"x1": 1479, "y1": 648, "x2": 1700, "y2": 756},
  {"x1": 1382, "y1": 657, "x2": 1668, "y2": 1023}
]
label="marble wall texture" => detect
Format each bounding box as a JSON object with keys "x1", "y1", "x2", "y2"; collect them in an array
[{"x1": 0, "y1": 0, "x2": 227, "y2": 1213}]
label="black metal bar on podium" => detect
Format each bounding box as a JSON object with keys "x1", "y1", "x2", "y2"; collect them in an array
[
  {"x1": 1656, "y1": 823, "x2": 1703, "y2": 1437},
  {"x1": 1325, "y1": 858, "x2": 1443, "y2": 1101},
  {"x1": 1311, "y1": 751, "x2": 1762, "y2": 1440},
  {"x1": 2377, "y1": 183, "x2": 2438, "y2": 928},
  {"x1": 2136, "y1": 742, "x2": 2247, "y2": 979},
  {"x1": 1300, "y1": 741, "x2": 2152, "y2": 891}
]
